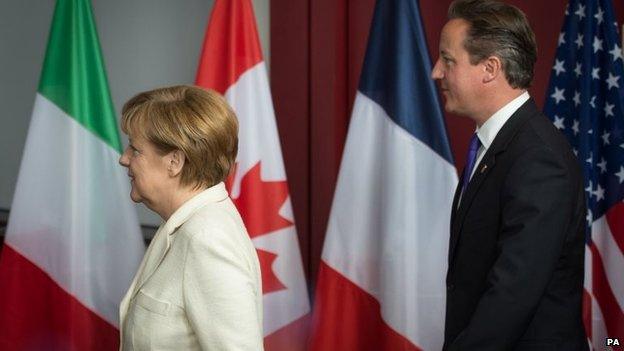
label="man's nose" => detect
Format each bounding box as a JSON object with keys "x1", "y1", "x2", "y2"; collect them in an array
[{"x1": 431, "y1": 59, "x2": 443, "y2": 80}]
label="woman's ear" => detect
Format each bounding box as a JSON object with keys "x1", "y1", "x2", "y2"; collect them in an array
[{"x1": 168, "y1": 150, "x2": 186, "y2": 177}]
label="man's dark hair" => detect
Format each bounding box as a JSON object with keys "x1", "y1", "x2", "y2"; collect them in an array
[{"x1": 449, "y1": 0, "x2": 537, "y2": 89}]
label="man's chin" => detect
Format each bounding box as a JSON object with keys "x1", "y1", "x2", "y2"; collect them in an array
[
  {"x1": 443, "y1": 102, "x2": 467, "y2": 117},
  {"x1": 443, "y1": 102, "x2": 457, "y2": 114}
]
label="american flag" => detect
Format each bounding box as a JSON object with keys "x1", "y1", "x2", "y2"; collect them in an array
[{"x1": 544, "y1": 0, "x2": 624, "y2": 348}]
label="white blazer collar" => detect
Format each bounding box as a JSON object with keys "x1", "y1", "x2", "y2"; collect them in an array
[{"x1": 160, "y1": 182, "x2": 229, "y2": 237}]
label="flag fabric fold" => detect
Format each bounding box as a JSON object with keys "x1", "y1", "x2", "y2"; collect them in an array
[
  {"x1": 0, "y1": 0, "x2": 145, "y2": 349},
  {"x1": 195, "y1": 1, "x2": 310, "y2": 350},
  {"x1": 309, "y1": 0, "x2": 458, "y2": 350},
  {"x1": 544, "y1": 0, "x2": 624, "y2": 348}
]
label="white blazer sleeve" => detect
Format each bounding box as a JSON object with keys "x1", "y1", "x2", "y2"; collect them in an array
[{"x1": 182, "y1": 226, "x2": 263, "y2": 350}]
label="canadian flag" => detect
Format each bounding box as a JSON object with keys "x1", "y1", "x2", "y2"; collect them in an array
[{"x1": 195, "y1": 0, "x2": 310, "y2": 350}]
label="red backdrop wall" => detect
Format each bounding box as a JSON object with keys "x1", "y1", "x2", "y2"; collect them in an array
[{"x1": 270, "y1": 0, "x2": 624, "y2": 296}]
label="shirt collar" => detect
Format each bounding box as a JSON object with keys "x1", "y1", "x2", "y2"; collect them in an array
[{"x1": 476, "y1": 91, "x2": 530, "y2": 149}]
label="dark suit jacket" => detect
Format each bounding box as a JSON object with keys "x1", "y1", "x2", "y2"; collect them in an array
[{"x1": 443, "y1": 99, "x2": 588, "y2": 351}]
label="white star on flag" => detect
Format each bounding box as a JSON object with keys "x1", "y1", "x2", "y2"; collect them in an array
[
  {"x1": 572, "y1": 119, "x2": 580, "y2": 135},
  {"x1": 597, "y1": 157, "x2": 607, "y2": 173},
  {"x1": 593, "y1": 36, "x2": 604, "y2": 53},
  {"x1": 590, "y1": 95, "x2": 597, "y2": 108},
  {"x1": 551, "y1": 87, "x2": 566, "y2": 104},
  {"x1": 592, "y1": 67, "x2": 601, "y2": 79},
  {"x1": 595, "y1": 7, "x2": 604, "y2": 24},
  {"x1": 575, "y1": 62, "x2": 582, "y2": 76},
  {"x1": 592, "y1": 184, "x2": 605, "y2": 201},
  {"x1": 606, "y1": 72, "x2": 620, "y2": 89},
  {"x1": 575, "y1": 3, "x2": 586, "y2": 19},
  {"x1": 602, "y1": 131, "x2": 610, "y2": 145},
  {"x1": 616, "y1": 166, "x2": 624, "y2": 183},
  {"x1": 573, "y1": 91, "x2": 581, "y2": 106},
  {"x1": 558, "y1": 32, "x2": 566, "y2": 46},
  {"x1": 553, "y1": 59, "x2": 566, "y2": 75},
  {"x1": 553, "y1": 115, "x2": 566, "y2": 129},
  {"x1": 609, "y1": 44, "x2": 623, "y2": 62},
  {"x1": 605, "y1": 102, "x2": 615, "y2": 116},
  {"x1": 575, "y1": 33, "x2": 584, "y2": 48}
]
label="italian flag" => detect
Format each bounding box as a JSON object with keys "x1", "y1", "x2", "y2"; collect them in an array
[
  {"x1": 196, "y1": 0, "x2": 310, "y2": 350},
  {"x1": 0, "y1": 0, "x2": 144, "y2": 349}
]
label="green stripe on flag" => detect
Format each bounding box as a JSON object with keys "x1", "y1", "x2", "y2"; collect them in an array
[{"x1": 38, "y1": 0, "x2": 121, "y2": 153}]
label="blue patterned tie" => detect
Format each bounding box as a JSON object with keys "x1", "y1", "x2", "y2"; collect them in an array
[{"x1": 461, "y1": 133, "x2": 481, "y2": 194}]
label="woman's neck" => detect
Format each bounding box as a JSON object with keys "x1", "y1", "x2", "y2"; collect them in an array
[{"x1": 156, "y1": 184, "x2": 207, "y2": 220}]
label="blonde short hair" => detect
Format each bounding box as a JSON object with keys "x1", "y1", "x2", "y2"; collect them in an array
[{"x1": 121, "y1": 85, "x2": 238, "y2": 189}]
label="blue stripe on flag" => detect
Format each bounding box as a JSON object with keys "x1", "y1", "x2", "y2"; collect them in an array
[{"x1": 358, "y1": 0, "x2": 453, "y2": 164}]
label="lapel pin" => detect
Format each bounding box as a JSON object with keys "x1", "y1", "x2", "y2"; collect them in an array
[{"x1": 480, "y1": 164, "x2": 488, "y2": 174}]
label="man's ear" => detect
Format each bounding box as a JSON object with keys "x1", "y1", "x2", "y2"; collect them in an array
[
  {"x1": 168, "y1": 150, "x2": 186, "y2": 177},
  {"x1": 483, "y1": 55, "x2": 503, "y2": 83}
]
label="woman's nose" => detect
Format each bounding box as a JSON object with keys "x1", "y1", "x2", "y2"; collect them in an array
[{"x1": 119, "y1": 149, "x2": 130, "y2": 167}]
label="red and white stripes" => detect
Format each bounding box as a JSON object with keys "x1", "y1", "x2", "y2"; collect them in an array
[{"x1": 586, "y1": 206, "x2": 624, "y2": 349}]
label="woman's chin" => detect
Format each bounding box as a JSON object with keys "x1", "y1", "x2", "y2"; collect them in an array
[{"x1": 129, "y1": 190, "x2": 143, "y2": 203}]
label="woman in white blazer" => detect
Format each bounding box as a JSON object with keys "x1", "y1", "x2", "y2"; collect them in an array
[{"x1": 117, "y1": 85, "x2": 263, "y2": 350}]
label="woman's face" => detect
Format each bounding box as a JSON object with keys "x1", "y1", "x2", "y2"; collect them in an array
[{"x1": 119, "y1": 134, "x2": 171, "y2": 207}]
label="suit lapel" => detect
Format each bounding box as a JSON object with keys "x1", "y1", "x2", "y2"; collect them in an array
[
  {"x1": 450, "y1": 156, "x2": 495, "y2": 248},
  {"x1": 448, "y1": 99, "x2": 540, "y2": 266},
  {"x1": 448, "y1": 157, "x2": 495, "y2": 262},
  {"x1": 448, "y1": 169, "x2": 463, "y2": 263}
]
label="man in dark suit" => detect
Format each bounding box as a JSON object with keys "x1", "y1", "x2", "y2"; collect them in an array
[{"x1": 431, "y1": 1, "x2": 588, "y2": 350}]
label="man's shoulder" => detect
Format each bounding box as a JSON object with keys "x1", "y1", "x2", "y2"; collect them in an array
[
  {"x1": 504, "y1": 111, "x2": 582, "y2": 182},
  {"x1": 510, "y1": 110, "x2": 574, "y2": 156}
]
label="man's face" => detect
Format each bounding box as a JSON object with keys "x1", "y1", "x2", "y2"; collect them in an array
[{"x1": 431, "y1": 19, "x2": 485, "y2": 118}]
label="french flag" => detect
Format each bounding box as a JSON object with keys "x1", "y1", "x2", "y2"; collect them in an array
[{"x1": 309, "y1": 0, "x2": 457, "y2": 350}]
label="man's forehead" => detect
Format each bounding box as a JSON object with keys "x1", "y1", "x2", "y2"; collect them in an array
[
  {"x1": 440, "y1": 19, "x2": 469, "y2": 49},
  {"x1": 442, "y1": 19, "x2": 469, "y2": 38}
]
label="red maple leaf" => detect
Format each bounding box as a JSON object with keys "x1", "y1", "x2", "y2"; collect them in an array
[
  {"x1": 226, "y1": 162, "x2": 293, "y2": 238},
  {"x1": 256, "y1": 248, "x2": 287, "y2": 294},
  {"x1": 226, "y1": 161, "x2": 293, "y2": 294}
]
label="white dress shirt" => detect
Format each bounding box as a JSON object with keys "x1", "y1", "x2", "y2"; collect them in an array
[{"x1": 470, "y1": 91, "x2": 531, "y2": 180}]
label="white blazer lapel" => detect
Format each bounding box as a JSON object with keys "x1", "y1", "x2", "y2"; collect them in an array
[
  {"x1": 119, "y1": 224, "x2": 168, "y2": 349},
  {"x1": 131, "y1": 225, "x2": 172, "y2": 299}
]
